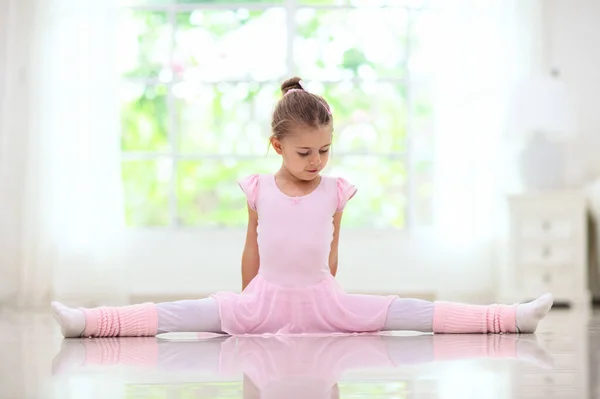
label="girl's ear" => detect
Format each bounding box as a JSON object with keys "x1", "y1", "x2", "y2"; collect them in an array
[{"x1": 270, "y1": 136, "x2": 284, "y2": 155}]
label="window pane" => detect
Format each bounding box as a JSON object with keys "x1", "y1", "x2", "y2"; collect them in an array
[
  {"x1": 299, "y1": 0, "x2": 427, "y2": 4},
  {"x1": 295, "y1": 8, "x2": 408, "y2": 80},
  {"x1": 118, "y1": 10, "x2": 171, "y2": 78},
  {"x1": 410, "y1": 83, "x2": 434, "y2": 160},
  {"x1": 177, "y1": 157, "x2": 280, "y2": 226},
  {"x1": 122, "y1": 159, "x2": 171, "y2": 226},
  {"x1": 121, "y1": 0, "x2": 286, "y2": 3},
  {"x1": 174, "y1": 9, "x2": 286, "y2": 82},
  {"x1": 176, "y1": 0, "x2": 284, "y2": 3},
  {"x1": 176, "y1": 82, "x2": 278, "y2": 155},
  {"x1": 120, "y1": 0, "x2": 171, "y2": 5},
  {"x1": 325, "y1": 156, "x2": 407, "y2": 228},
  {"x1": 121, "y1": 82, "x2": 170, "y2": 152},
  {"x1": 298, "y1": 0, "x2": 347, "y2": 4},
  {"x1": 312, "y1": 81, "x2": 406, "y2": 153},
  {"x1": 348, "y1": 0, "x2": 429, "y2": 5}
]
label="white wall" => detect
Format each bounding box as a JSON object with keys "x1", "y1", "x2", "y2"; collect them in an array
[
  {"x1": 545, "y1": 0, "x2": 600, "y2": 184},
  {"x1": 119, "y1": 229, "x2": 495, "y2": 304},
  {"x1": 0, "y1": 0, "x2": 13, "y2": 305},
  {"x1": 0, "y1": 0, "x2": 31, "y2": 306},
  {"x1": 545, "y1": 0, "x2": 600, "y2": 299}
]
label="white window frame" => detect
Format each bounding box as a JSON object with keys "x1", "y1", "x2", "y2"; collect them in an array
[{"x1": 120, "y1": 0, "x2": 430, "y2": 231}]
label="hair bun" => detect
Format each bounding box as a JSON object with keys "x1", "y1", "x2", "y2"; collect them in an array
[{"x1": 281, "y1": 77, "x2": 305, "y2": 95}]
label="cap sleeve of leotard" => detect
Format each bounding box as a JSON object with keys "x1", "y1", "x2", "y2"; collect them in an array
[
  {"x1": 239, "y1": 174, "x2": 260, "y2": 211},
  {"x1": 336, "y1": 177, "x2": 357, "y2": 212}
]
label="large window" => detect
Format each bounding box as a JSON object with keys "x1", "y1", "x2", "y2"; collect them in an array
[{"x1": 118, "y1": 0, "x2": 434, "y2": 229}]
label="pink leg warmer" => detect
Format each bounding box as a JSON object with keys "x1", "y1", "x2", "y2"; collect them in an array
[
  {"x1": 82, "y1": 303, "x2": 158, "y2": 337},
  {"x1": 433, "y1": 302, "x2": 517, "y2": 334}
]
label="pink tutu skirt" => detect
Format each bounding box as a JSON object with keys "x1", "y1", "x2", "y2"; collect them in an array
[{"x1": 212, "y1": 274, "x2": 396, "y2": 335}]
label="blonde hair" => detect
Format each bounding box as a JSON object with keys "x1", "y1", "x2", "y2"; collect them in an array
[{"x1": 271, "y1": 77, "x2": 333, "y2": 141}]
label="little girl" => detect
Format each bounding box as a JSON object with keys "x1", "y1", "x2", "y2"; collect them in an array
[{"x1": 52, "y1": 77, "x2": 553, "y2": 338}]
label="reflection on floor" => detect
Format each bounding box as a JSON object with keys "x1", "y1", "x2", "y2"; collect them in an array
[{"x1": 0, "y1": 308, "x2": 597, "y2": 398}]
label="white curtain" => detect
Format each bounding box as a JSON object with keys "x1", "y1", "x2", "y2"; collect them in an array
[
  {"x1": 0, "y1": 0, "x2": 127, "y2": 309},
  {"x1": 431, "y1": 0, "x2": 543, "y2": 245},
  {"x1": 421, "y1": 0, "x2": 544, "y2": 297}
]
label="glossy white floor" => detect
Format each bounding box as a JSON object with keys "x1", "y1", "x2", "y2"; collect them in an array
[{"x1": 0, "y1": 307, "x2": 597, "y2": 399}]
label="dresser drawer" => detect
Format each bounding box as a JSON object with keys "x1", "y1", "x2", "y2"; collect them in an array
[
  {"x1": 520, "y1": 268, "x2": 575, "y2": 295},
  {"x1": 518, "y1": 216, "x2": 574, "y2": 239},
  {"x1": 518, "y1": 244, "x2": 574, "y2": 266}
]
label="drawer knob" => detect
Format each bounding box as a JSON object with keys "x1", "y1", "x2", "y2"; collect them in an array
[
  {"x1": 543, "y1": 273, "x2": 552, "y2": 283},
  {"x1": 542, "y1": 247, "x2": 552, "y2": 257},
  {"x1": 542, "y1": 220, "x2": 552, "y2": 231}
]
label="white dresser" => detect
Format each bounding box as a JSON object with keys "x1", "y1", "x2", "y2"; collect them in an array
[{"x1": 501, "y1": 192, "x2": 590, "y2": 307}]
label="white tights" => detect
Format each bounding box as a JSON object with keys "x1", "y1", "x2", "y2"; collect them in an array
[
  {"x1": 157, "y1": 299, "x2": 222, "y2": 334},
  {"x1": 156, "y1": 298, "x2": 434, "y2": 334}
]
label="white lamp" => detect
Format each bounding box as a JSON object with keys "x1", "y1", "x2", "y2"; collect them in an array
[{"x1": 509, "y1": 70, "x2": 578, "y2": 190}]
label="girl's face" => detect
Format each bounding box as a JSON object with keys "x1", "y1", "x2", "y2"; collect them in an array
[{"x1": 271, "y1": 126, "x2": 333, "y2": 181}]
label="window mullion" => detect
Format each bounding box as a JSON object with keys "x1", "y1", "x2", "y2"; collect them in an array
[
  {"x1": 124, "y1": 3, "x2": 283, "y2": 12},
  {"x1": 167, "y1": 8, "x2": 178, "y2": 227},
  {"x1": 403, "y1": 8, "x2": 414, "y2": 231},
  {"x1": 121, "y1": 152, "x2": 408, "y2": 161},
  {"x1": 122, "y1": 77, "x2": 411, "y2": 85},
  {"x1": 286, "y1": 0, "x2": 297, "y2": 77},
  {"x1": 123, "y1": 4, "x2": 424, "y2": 12}
]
